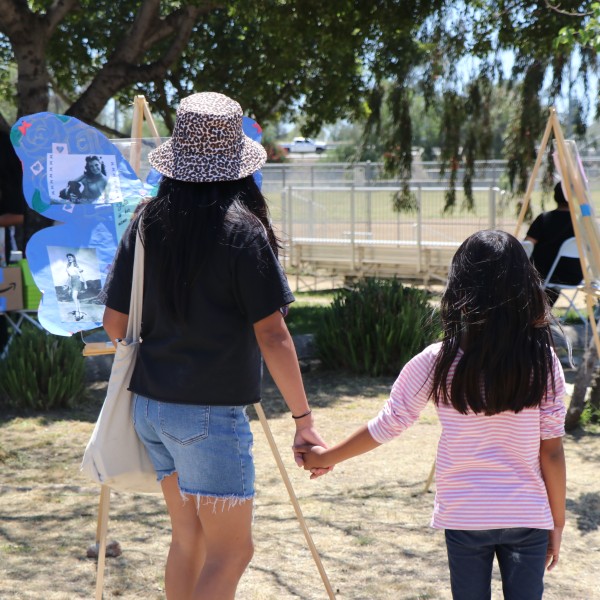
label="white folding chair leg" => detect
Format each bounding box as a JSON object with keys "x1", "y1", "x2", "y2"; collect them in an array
[{"x1": 551, "y1": 286, "x2": 587, "y2": 322}]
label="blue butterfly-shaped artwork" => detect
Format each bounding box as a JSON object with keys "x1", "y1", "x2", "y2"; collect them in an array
[{"x1": 11, "y1": 112, "x2": 264, "y2": 336}]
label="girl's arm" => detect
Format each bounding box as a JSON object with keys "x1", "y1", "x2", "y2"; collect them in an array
[
  {"x1": 540, "y1": 436, "x2": 566, "y2": 571},
  {"x1": 253, "y1": 309, "x2": 329, "y2": 468},
  {"x1": 298, "y1": 424, "x2": 381, "y2": 471}
]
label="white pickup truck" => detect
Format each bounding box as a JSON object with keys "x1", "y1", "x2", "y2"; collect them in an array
[{"x1": 281, "y1": 137, "x2": 327, "y2": 154}]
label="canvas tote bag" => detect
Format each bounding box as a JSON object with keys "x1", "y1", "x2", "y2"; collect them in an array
[{"x1": 81, "y1": 229, "x2": 160, "y2": 494}]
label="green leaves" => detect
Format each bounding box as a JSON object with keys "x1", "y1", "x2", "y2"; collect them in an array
[
  {"x1": 316, "y1": 278, "x2": 440, "y2": 376},
  {"x1": 0, "y1": 323, "x2": 85, "y2": 411}
]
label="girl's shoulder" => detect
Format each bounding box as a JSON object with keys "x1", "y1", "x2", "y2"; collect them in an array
[
  {"x1": 421, "y1": 341, "x2": 443, "y2": 359},
  {"x1": 406, "y1": 342, "x2": 443, "y2": 369}
]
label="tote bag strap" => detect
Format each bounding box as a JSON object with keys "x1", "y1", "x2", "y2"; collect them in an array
[{"x1": 125, "y1": 227, "x2": 144, "y2": 342}]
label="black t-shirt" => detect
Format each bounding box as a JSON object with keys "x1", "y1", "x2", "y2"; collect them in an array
[
  {"x1": 527, "y1": 209, "x2": 582, "y2": 285},
  {"x1": 101, "y1": 215, "x2": 294, "y2": 406}
]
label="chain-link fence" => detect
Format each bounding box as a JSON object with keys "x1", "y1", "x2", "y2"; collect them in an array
[{"x1": 262, "y1": 158, "x2": 600, "y2": 285}]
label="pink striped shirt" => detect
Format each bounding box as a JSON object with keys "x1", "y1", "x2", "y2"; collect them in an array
[{"x1": 367, "y1": 342, "x2": 566, "y2": 530}]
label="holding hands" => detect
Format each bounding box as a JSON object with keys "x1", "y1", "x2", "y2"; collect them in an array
[
  {"x1": 296, "y1": 444, "x2": 331, "y2": 479},
  {"x1": 292, "y1": 416, "x2": 332, "y2": 478},
  {"x1": 295, "y1": 424, "x2": 382, "y2": 478}
]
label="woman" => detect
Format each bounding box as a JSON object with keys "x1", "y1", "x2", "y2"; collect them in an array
[
  {"x1": 65, "y1": 253, "x2": 86, "y2": 321},
  {"x1": 59, "y1": 155, "x2": 108, "y2": 203},
  {"x1": 101, "y1": 92, "x2": 328, "y2": 600}
]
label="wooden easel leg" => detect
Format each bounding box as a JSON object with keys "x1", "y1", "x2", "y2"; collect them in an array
[
  {"x1": 254, "y1": 403, "x2": 336, "y2": 600},
  {"x1": 95, "y1": 485, "x2": 111, "y2": 600},
  {"x1": 423, "y1": 459, "x2": 436, "y2": 494}
]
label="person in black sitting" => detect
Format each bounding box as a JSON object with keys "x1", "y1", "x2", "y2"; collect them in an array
[{"x1": 525, "y1": 181, "x2": 583, "y2": 306}]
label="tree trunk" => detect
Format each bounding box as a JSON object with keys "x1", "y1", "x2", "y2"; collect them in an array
[
  {"x1": 13, "y1": 37, "x2": 50, "y2": 118},
  {"x1": 565, "y1": 335, "x2": 598, "y2": 431}
]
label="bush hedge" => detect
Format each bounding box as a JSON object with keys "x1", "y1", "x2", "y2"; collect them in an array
[
  {"x1": 0, "y1": 323, "x2": 85, "y2": 411},
  {"x1": 316, "y1": 278, "x2": 440, "y2": 376}
]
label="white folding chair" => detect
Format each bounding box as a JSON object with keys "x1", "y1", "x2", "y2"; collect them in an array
[
  {"x1": 521, "y1": 240, "x2": 534, "y2": 258},
  {"x1": 543, "y1": 237, "x2": 586, "y2": 321}
]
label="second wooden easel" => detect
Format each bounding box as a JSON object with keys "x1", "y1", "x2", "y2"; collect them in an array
[{"x1": 514, "y1": 107, "x2": 600, "y2": 362}]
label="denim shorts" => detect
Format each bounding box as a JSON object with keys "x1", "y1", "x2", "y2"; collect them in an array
[{"x1": 133, "y1": 395, "x2": 255, "y2": 500}]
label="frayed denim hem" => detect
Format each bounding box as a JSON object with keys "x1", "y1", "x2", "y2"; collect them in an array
[
  {"x1": 156, "y1": 469, "x2": 176, "y2": 483},
  {"x1": 178, "y1": 486, "x2": 255, "y2": 513}
]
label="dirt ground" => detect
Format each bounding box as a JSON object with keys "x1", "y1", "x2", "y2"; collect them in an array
[{"x1": 1, "y1": 367, "x2": 599, "y2": 600}]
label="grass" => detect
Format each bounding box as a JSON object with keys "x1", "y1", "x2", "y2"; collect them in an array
[{"x1": 284, "y1": 290, "x2": 335, "y2": 335}]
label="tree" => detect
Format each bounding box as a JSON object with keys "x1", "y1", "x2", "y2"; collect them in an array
[
  {"x1": 0, "y1": 1, "x2": 597, "y2": 203},
  {"x1": 0, "y1": 1, "x2": 372, "y2": 132}
]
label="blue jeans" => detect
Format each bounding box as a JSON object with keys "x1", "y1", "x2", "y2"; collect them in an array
[{"x1": 445, "y1": 528, "x2": 548, "y2": 600}]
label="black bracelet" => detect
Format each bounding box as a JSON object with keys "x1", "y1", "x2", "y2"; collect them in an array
[{"x1": 292, "y1": 409, "x2": 312, "y2": 420}]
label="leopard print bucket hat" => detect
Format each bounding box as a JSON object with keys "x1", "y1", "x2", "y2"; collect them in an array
[{"x1": 148, "y1": 92, "x2": 267, "y2": 182}]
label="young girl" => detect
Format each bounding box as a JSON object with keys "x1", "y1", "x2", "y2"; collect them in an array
[{"x1": 299, "y1": 230, "x2": 566, "y2": 600}]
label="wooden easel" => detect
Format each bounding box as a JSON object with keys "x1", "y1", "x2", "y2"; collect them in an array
[
  {"x1": 514, "y1": 107, "x2": 600, "y2": 362},
  {"x1": 84, "y1": 96, "x2": 335, "y2": 599}
]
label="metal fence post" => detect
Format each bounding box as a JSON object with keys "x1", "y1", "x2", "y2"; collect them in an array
[
  {"x1": 287, "y1": 185, "x2": 293, "y2": 247},
  {"x1": 351, "y1": 184, "x2": 356, "y2": 271},
  {"x1": 281, "y1": 187, "x2": 288, "y2": 269},
  {"x1": 489, "y1": 186, "x2": 496, "y2": 229},
  {"x1": 417, "y1": 186, "x2": 423, "y2": 273}
]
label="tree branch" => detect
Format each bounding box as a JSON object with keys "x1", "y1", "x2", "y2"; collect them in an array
[
  {"x1": 66, "y1": 3, "x2": 214, "y2": 122},
  {"x1": 116, "y1": 0, "x2": 161, "y2": 63},
  {"x1": 139, "y1": 2, "x2": 224, "y2": 55},
  {"x1": 544, "y1": 0, "x2": 593, "y2": 17},
  {"x1": 45, "y1": 0, "x2": 80, "y2": 33}
]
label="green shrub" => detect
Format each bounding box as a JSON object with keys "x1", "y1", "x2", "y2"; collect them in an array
[
  {"x1": 316, "y1": 278, "x2": 440, "y2": 376},
  {"x1": 0, "y1": 323, "x2": 85, "y2": 410}
]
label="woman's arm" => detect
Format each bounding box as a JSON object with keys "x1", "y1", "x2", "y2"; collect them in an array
[
  {"x1": 103, "y1": 306, "x2": 128, "y2": 347},
  {"x1": 540, "y1": 436, "x2": 566, "y2": 571},
  {"x1": 253, "y1": 309, "x2": 329, "y2": 467}
]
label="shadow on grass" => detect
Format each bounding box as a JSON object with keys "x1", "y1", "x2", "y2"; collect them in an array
[
  {"x1": 566, "y1": 492, "x2": 600, "y2": 533},
  {"x1": 0, "y1": 368, "x2": 395, "y2": 427}
]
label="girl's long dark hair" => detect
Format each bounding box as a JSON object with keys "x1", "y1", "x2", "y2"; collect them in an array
[
  {"x1": 139, "y1": 175, "x2": 280, "y2": 321},
  {"x1": 431, "y1": 230, "x2": 555, "y2": 415}
]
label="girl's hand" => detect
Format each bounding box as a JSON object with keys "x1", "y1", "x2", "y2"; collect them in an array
[
  {"x1": 546, "y1": 526, "x2": 563, "y2": 571},
  {"x1": 293, "y1": 425, "x2": 332, "y2": 478},
  {"x1": 295, "y1": 444, "x2": 334, "y2": 479}
]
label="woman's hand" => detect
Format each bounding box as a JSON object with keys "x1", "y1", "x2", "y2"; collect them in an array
[{"x1": 293, "y1": 419, "x2": 332, "y2": 478}]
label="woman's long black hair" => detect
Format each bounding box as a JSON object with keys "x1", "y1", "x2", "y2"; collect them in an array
[
  {"x1": 138, "y1": 174, "x2": 280, "y2": 321},
  {"x1": 431, "y1": 230, "x2": 555, "y2": 415}
]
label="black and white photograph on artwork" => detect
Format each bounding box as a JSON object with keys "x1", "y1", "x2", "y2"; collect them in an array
[
  {"x1": 47, "y1": 245, "x2": 104, "y2": 323},
  {"x1": 47, "y1": 149, "x2": 122, "y2": 204}
]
